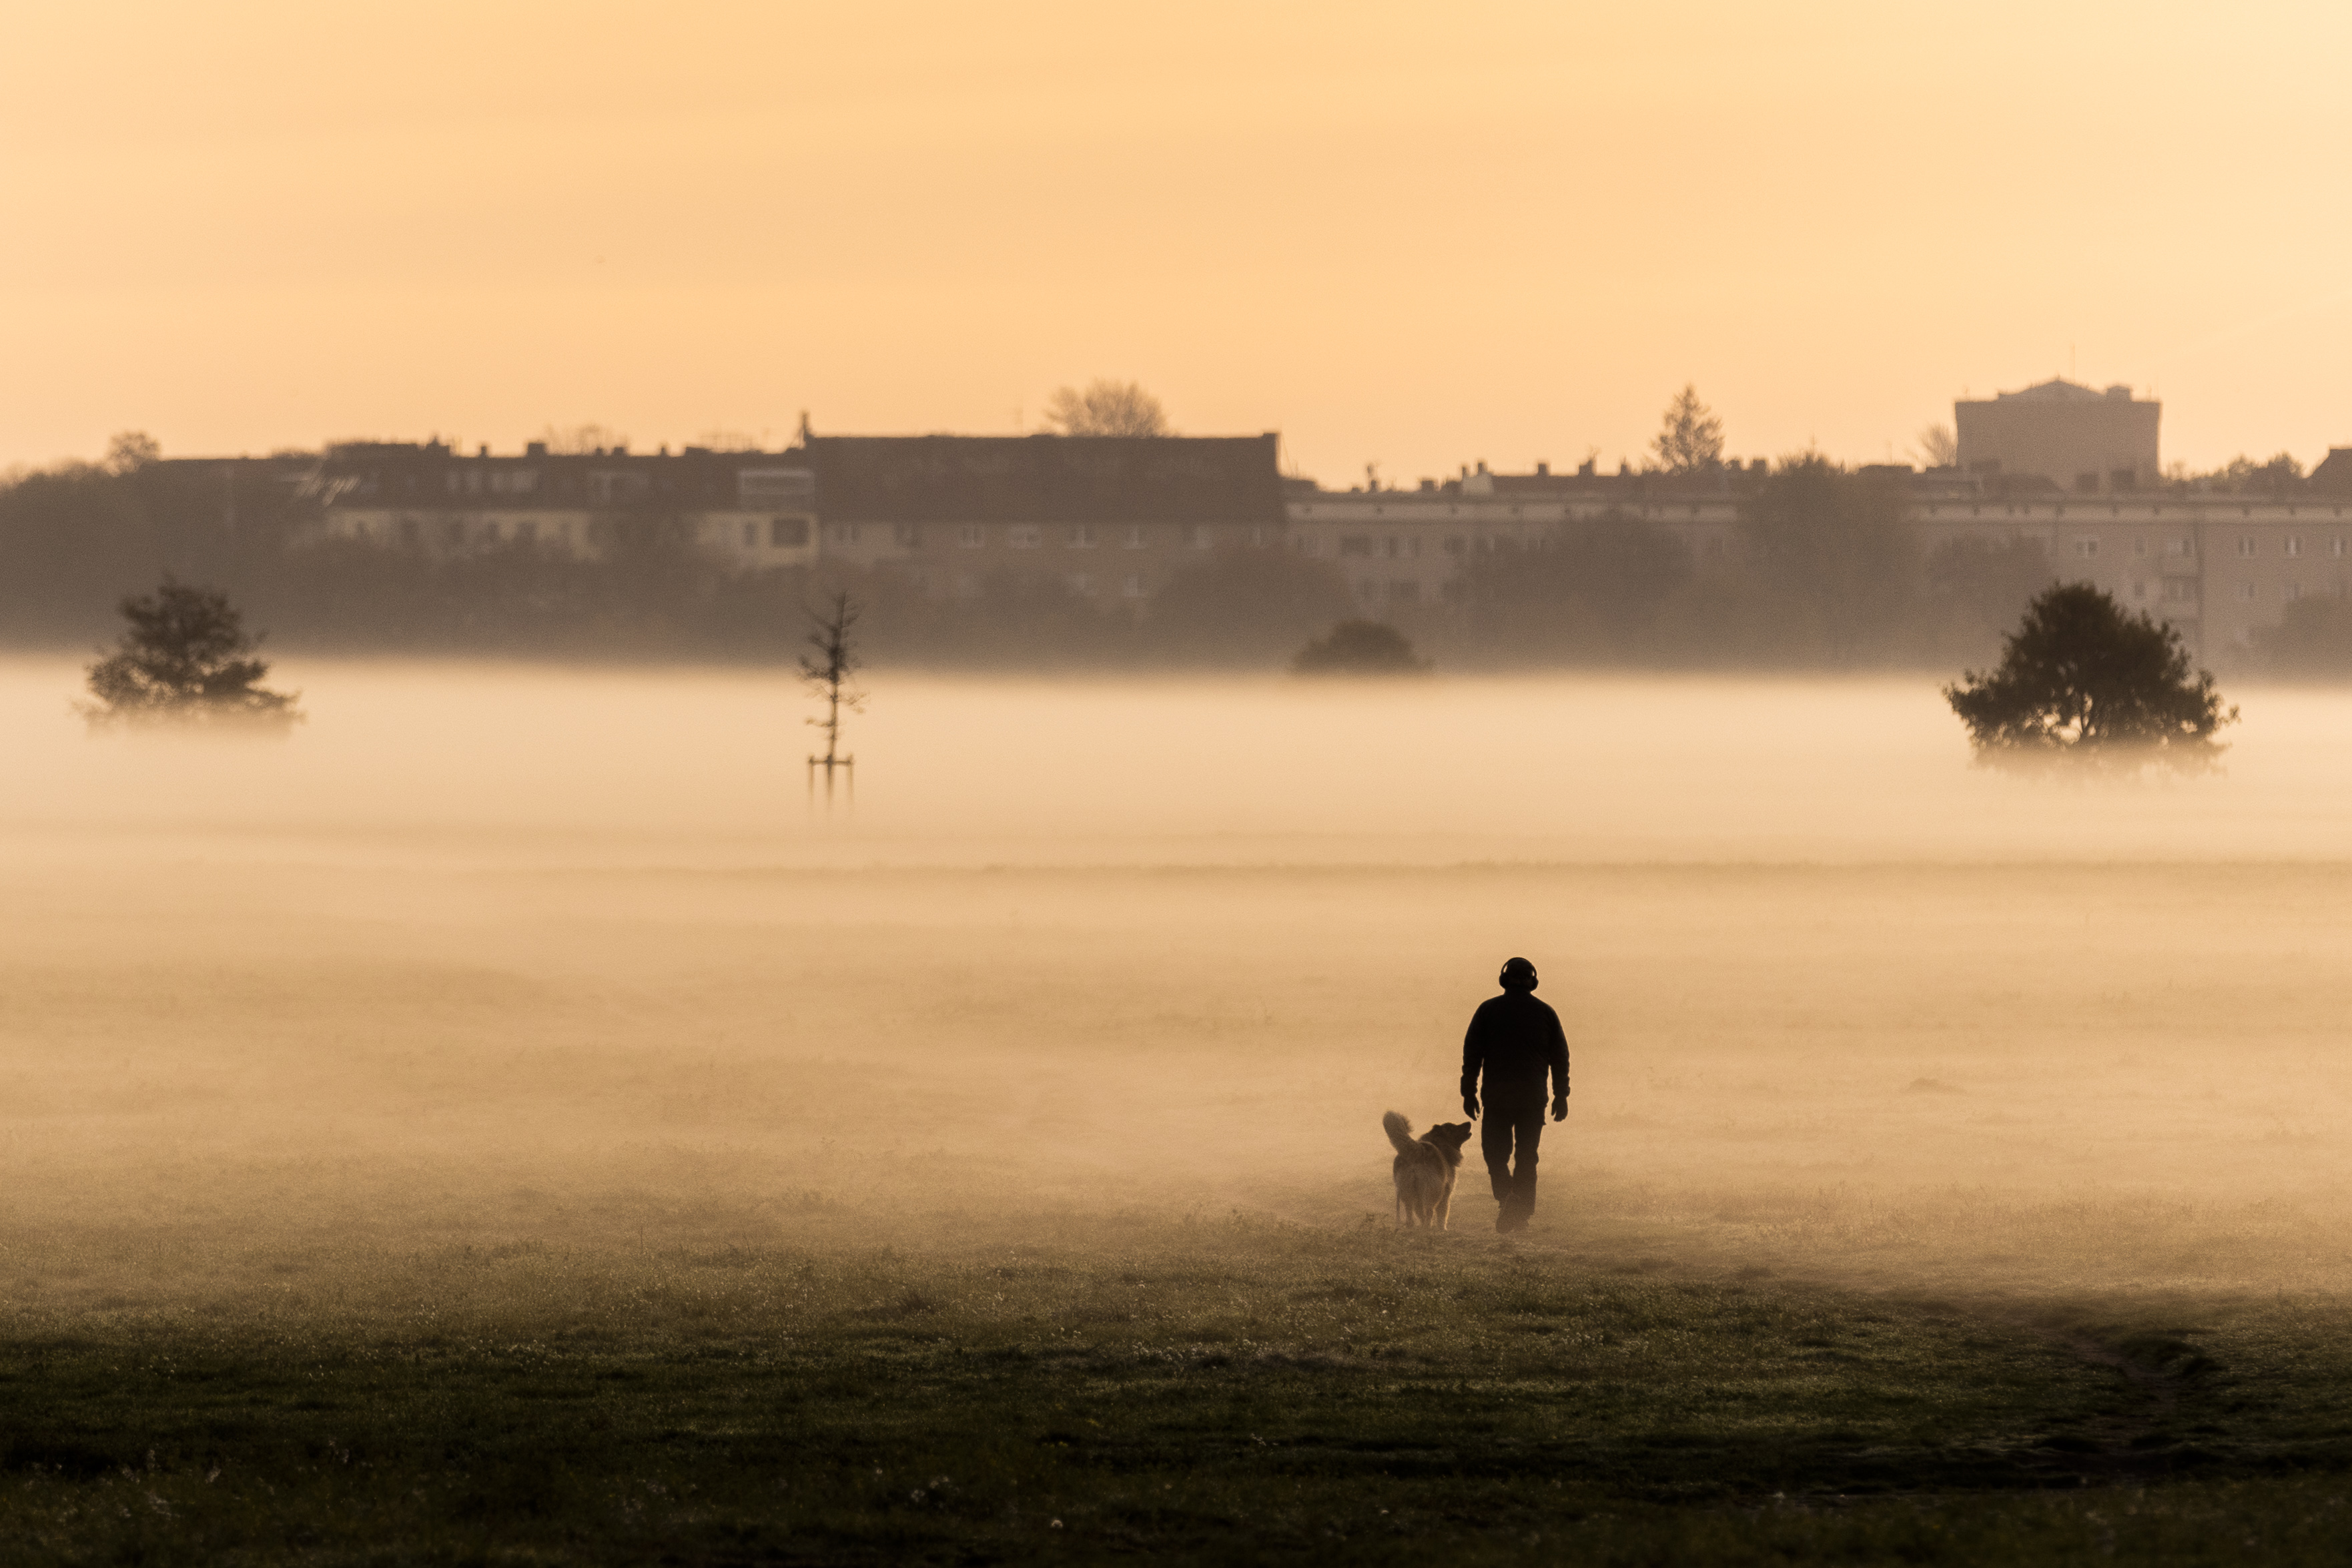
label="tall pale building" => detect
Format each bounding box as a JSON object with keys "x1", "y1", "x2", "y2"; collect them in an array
[{"x1": 1954, "y1": 379, "x2": 2161, "y2": 492}]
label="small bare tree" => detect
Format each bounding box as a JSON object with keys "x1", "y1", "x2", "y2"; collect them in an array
[
  {"x1": 1042, "y1": 380, "x2": 1171, "y2": 437},
  {"x1": 800, "y1": 589, "x2": 865, "y2": 805},
  {"x1": 534, "y1": 423, "x2": 629, "y2": 455},
  {"x1": 1914, "y1": 422, "x2": 1960, "y2": 468},
  {"x1": 1651, "y1": 385, "x2": 1724, "y2": 474}
]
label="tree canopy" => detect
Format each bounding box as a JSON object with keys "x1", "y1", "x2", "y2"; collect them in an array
[
  {"x1": 1651, "y1": 385, "x2": 1724, "y2": 474},
  {"x1": 1042, "y1": 380, "x2": 1170, "y2": 438},
  {"x1": 80, "y1": 578, "x2": 302, "y2": 731},
  {"x1": 1943, "y1": 582, "x2": 2234, "y2": 773},
  {"x1": 1292, "y1": 620, "x2": 1430, "y2": 676}
]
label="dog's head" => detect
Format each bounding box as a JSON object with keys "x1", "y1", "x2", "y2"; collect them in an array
[{"x1": 1425, "y1": 1122, "x2": 1473, "y2": 1160}]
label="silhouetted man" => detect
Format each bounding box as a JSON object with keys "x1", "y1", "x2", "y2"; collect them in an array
[{"x1": 1461, "y1": 956, "x2": 1569, "y2": 1233}]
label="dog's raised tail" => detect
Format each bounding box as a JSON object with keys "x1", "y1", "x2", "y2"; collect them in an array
[{"x1": 1383, "y1": 1110, "x2": 1418, "y2": 1157}]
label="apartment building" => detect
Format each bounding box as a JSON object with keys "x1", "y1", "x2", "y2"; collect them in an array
[
  {"x1": 309, "y1": 440, "x2": 819, "y2": 571},
  {"x1": 1286, "y1": 459, "x2": 1745, "y2": 617},
  {"x1": 786, "y1": 434, "x2": 1287, "y2": 603},
  {"x1": 1955, "y1": 378, "x2": 2161, "y2": 492}
]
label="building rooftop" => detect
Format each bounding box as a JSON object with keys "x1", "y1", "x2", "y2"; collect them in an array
[{"x1": 798, "y1": 434, "x2": 1285, "y2": 524}]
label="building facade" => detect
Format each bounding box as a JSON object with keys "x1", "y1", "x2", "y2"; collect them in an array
[
  {"x1": 785, "y1": 434, "x2": 1287, "y2": 604},
  {"x1": 272, "y1": 418, "x2": 2347, "y2": 664},
  {"x1": 310, "y1": 440, "x2": 819, "y2": 571},
  {"x1": 1954, "y1": 378, "x2": 2161, "y2": 492}
]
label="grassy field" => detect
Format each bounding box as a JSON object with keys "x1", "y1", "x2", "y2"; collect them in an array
[
  {"x1": 8, "y1": 1216, "x2": 2352, "y2": 1565},
  {"x1": 13, "y1": 669, "x2": 2352, "y2": 1561}
]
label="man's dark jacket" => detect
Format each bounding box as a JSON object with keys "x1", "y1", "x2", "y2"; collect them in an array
[{"x1": 1461, "y1": 990, "x2": 1570, "y2": 1106}]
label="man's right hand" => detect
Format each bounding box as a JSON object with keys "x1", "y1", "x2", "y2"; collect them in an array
[{"x1": 1462, "y1": 1094, "x2": 1480, "y2": 1120}]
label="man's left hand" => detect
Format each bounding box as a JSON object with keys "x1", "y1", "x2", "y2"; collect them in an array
[{"x1": 1551, "y1": 1094, "x2": 1568, "y2": 1123}]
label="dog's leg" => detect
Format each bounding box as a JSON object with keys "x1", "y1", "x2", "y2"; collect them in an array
[{"x1": 1436, "y1": 1186, "x2": 1452, "y2": 1231}]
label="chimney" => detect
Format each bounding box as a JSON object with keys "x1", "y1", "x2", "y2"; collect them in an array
[
  {"x1": 526, "y1": 441, "x2": 548, "y2": 458},
  {"x1": 1535, "y1": 461, "x2": 1549, "y2": 477}
]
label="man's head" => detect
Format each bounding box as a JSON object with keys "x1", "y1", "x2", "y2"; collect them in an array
[{"x1": 1499, "y1": 957, "x2": 1538, "y2": 992}]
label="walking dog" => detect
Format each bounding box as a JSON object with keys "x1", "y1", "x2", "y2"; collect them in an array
[{"x1": 1383, "y1": 1111, "x2": 1473, "y2": 1229}]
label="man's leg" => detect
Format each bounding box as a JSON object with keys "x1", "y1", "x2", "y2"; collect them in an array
[
  {"x1": 1481, "y1": 1112, "x2": 1515, "y2": 1206},
  {"x1": 1509, "y1": 1102, "x2": 1545, "y2": 1224}
]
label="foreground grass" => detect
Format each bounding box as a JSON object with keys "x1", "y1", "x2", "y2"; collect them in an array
[{"x1": 6, "y1": 1216, "x2": 2352, "y2": 1564}]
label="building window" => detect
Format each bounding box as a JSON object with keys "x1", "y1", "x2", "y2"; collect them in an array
[
  {"x1": 1190, "y1": 525, "x2": 1213, "y2": 549},
  {"x1": 2072, "y1": 537, "x2": 2097, "y2": 558},
  {"x1": 2163, "y1": 580, "x2": 2196, "y2": 603},
  {"x1": 1009, "y1": 525, "x2": 1041, "y2": 548},
  {"x1": 829, "y1": 522, "x2": 861, "y2": 545},
  {"x1": 1122, "y1": 574, "x2": 1145, "y2": 598},
  {"x1": 743, "y1": 521, "x2": 758, "y2": 548},
  {"x1": 1066, "y1": 524, "x2": 1097, "y2": 548},
  {"x1": 1444, "y1": 534, "x2": 1466, "y2": 555},
  {"x1": 959, "y1": 524, "x2": 986, "y2": 548},
  {"x1": 1124, "y1": 525, "x2": 1147, "y2": 548},
  {"x1": 2132, "y1": 536, "x2": 2147, "y2": 556},
  {"x1": 2132, "y1": 579, "x2": 2147, "y2": 599},
  {"x1": 2238, "y1": 581, "x2": 2257, "y2": 601},
  {"x1": 772, "y1": 517, "x2": 809, "y2": 548},
  {"x1": 1340, "y1": 534, "x2": 1372, "y2": 556},
  {"x1": 2285, "y1": 580, "x2": 2302, "y2": 601},
  {"x1": 895, "y1": 523, "x2": 922, "y2": 548},
  {"x1": 1381, "y1": 536, "x2": 1397, "y2": 558},
  {"x1": 1391, "y1": 579, "x2": 1419, "y2": 605},
  {"x1": 518, "y1": 520, "x2": 537, "y2": 544},
  {"x1": 2285, "y1": 535, "x2": 2303, "y2": 557},
  {"x1": 1068, "y1": 573, "x2": 1092, "y2": 594},
  {"x1": 2335, "y1": 536, "x2": 2348, "y2": 558},
  {"x1": 2166, "y1": 536, "x2": 2193, "y2": 558},
  {"x1": 2237, "y1": 536, "x2": 2257, "y2": 557},
  {"x1": 479, "y1": 520, "x2": 500, "y2": 543}
]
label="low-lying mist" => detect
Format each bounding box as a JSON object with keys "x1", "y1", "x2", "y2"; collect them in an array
[{"x1": 7, "y1": 658, "x2": 2352, "y2": 1320}]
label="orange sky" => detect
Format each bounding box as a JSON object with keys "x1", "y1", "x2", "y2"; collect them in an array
[{"x1": 6, "y1": 1, "x2": 2349, "y2": 484}]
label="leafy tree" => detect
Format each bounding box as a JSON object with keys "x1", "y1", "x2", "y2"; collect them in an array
[
  {"x1": 1042, "y1": 380, "x2": 1170, "y2": 438},
  {"x1": 2171, "y1": 452, "x2": 2304, "y2": 495},
  {"x1": 1740, "y1": 456, "x2": 1917, "y2": 663},
  {"x1": 1943, "y1": 582, "x2": 2235, "y2": 773},
  {"x1": 2249, "y1": 593, "x2": 2352, "y2": 677},
  {"x1": 80, "y1": 578, "x2": 302, "y2": 731},
  {"x1": 1651, "y1": 385, "x2": 1723, "y2": 474},
  {"x1": 1146, "y1": 547, "x2": 1352, "y2": 665},
  {"x1": 105, "y1": 430, "x2": 161, "y2": 474},
  {"x1": 1292, "y1": 619, "x2": 1430, "y2": 675},
  {"x1": 534, "y1": 423, "x2": 629, "y2": 455},
  {"x1": 1453, "y1": 510, "x2": 1693, "y2": 663},
  {"x1": 1924, "y1": 535, "x2": 2053, "y2": 653}
]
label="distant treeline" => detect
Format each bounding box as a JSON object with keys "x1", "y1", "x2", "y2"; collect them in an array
[{"x1": 7, "y1": 452, "x2": 2349, "y2": 673}]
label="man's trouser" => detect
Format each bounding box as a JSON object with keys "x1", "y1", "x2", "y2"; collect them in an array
[{"x1": 1481, "y1": 1099, "x2": 1547, "y2": 1218}]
